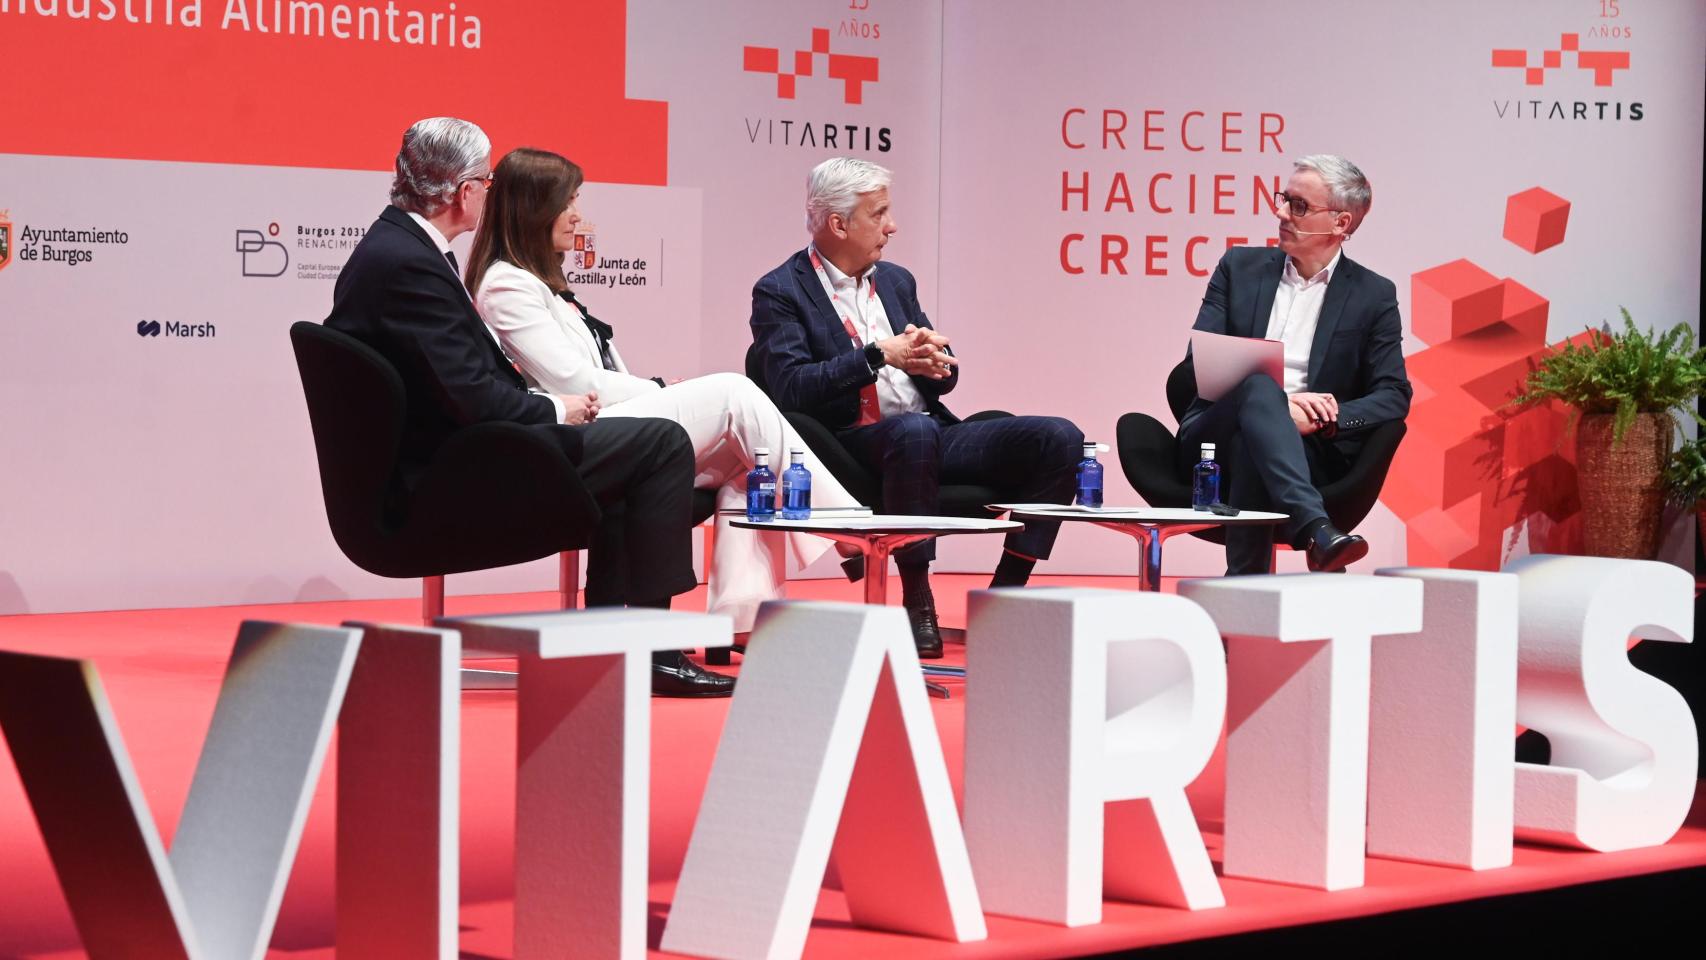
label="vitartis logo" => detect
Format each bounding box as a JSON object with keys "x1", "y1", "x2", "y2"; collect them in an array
[
  {"x1": 1492, "y1": 33, "x2": 1630, "y2": 87},
  {"x1": 1489, "y1": 29, "x2": 1642, "y2": 123},
  {"x1": 236, "y1": 223, "x2": 289, "y2": 277},
  {"x1": 740, "y1": 26, "x2": 892, "y2": 153},
  {"x1": 0, "y1": 210, "x2": 12, "y2": 273},
  {"x1": 744, "y1": 27, "x2": 878, "y2": 104}
]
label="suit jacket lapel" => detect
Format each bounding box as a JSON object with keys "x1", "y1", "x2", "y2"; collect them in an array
[
  {"x1": 384, "y1": 206, "x2": 521, "y2": 383},
  {"x1": 383, "y1": 205, "x2": 477, "y2": 298},
  {"x1": 1249, "y1": 251, "x2": 1283, "y2": 338},
  {"x1": 795, "y1": 251, "x2": 847, "y2": 347},
  {"x1": 1307, "y1": 257, "x2": 1357, "y2": 387},
  {"x1": 872, "y1": 264, "x2": 909, "y2": 334}
]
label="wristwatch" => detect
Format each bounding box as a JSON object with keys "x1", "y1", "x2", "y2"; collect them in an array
[{"x1": 863, "y1": 341, "x2": 884, "y2": 373}]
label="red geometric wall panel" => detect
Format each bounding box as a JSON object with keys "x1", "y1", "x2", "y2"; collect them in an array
[{"x1": 1384, "y1": 189, "x2": 1592, "y2": 569}]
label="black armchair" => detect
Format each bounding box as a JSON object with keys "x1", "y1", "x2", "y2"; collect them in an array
[
  {"x1": 743, "y1": 344, "x2": 1014, "y2": 517},
  {"x1": 291, "y1": 321, "x2": 604, "y2": 622},
  {"x1": 1116, "y1": 359, "x2": 1406, "y2": 563}
]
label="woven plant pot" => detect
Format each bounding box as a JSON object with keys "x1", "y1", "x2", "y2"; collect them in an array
[{"x1": 1575, "y1": 412, "x2": 1669, "y2": 559}]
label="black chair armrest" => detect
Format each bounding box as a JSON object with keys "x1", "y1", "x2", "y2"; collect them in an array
[
  {"x1": 1320, "y1": 420, "x2": 1407, "y2": 532},
  {"x1": 964, "y1": 409, "x2": 1014, "y2": 423},
  {"x1": 1116, "y1": 412, "x2": 1192, "y2": 508}
]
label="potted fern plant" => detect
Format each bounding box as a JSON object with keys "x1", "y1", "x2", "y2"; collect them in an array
[
  {"x1": 1663, "y1": 436, "x2": 1706, "y2": 548},
  {"x1": 1512, "y1": 308, "x2": 1706, "y2": 559}
]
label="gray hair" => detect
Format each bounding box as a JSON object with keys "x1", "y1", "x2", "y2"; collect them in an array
[
  {"x1": 1293, "y1": 154, "x2": 1372, "y2": 234},
  {"x1": 390, "y1": 117, "x2": 491, "y2": 216},
  {"x1": 805, "y1": 157, "x2": 892, "y2": 234}
]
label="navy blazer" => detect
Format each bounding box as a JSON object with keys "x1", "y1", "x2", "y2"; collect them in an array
[
  {"x1": 750, "y1": 249, "x2": 960, "y2": 430},
  {"x1": 1179, "y1": 246, "x2": 1411, "y2": 438},
  {"x1": 325, "y1": 206, "x2": 565, "y2": 476}
]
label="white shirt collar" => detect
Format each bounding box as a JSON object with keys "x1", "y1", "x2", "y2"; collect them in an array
[
  {"x1": 810, "y1": 244, "x2": 876, "y2": 288},
  {"x1": 1282, "y1": 248, "x2": 1342, "y2": 288},
  {"x1": 406, "y1": 210, "x2": 454, "y2": 257}
]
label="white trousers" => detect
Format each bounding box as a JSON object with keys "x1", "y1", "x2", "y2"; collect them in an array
[{"x1": 599, "y1": 372, "x2": 862, "y2": 631}]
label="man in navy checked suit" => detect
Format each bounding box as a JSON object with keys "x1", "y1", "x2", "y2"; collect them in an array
[{"x1": 750, "y1": 158, "x2": 1083, "y2": 657}]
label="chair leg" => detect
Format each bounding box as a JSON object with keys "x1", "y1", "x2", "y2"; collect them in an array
[
  {"x1": 559, "y1": 551, "x2": 580, "y2": 610},
  {"x1": 422, "y1": 575, "x2": 445, "y2": 624},
  {"x1": 705, "y1": 631, "x2": 748, "y2": 667},
  {"x1": 1269, "y1": 544, "x2": 1280, "y2": 574},
  {"x1": 702, "y1": 517, "x2": 717, "y2": 586}
]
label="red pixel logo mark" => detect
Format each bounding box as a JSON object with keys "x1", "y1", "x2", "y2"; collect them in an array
[
  {"x1": 1492, "y1": 33, "x2": 1630, "y2": 86},
  {"x1": 744, "y1": 28, "x2": 879, "y2": 104}
]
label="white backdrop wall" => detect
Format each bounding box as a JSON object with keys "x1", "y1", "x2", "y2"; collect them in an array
[
  {"x1": 934, "y1": 0, "x2": 1705, "y2": 575},
  {"x1": 0, "y1": 0, "x2": 1700, "y2": 614}
]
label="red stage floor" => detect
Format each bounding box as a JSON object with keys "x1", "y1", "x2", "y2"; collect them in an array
[{"x1": 3, "y1": 574, "x2": 1704, "y2": 958}]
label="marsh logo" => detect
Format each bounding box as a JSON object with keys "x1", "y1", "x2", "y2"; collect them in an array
[
  {"x1": 744, "y1": 27, "x2": 879, "y2": 104},
  {"x1": 236, "y1": 223, "x2": 289, "y2": 277},
  {"x1": 0, "y1": 210, "x2": 13, "y2": 273},
  {"x1": 136, "y1": 318, "x2": 215, "y2": 339},
  {"x1": 1492, "y1": 33, "x2": 1630, "y2": 87}
]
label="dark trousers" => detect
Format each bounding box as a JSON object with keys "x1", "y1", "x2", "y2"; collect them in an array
[
  {"x1": 836, "y1": 412, "x2": 1083, "y2": 565},
  {"x1": 538, "y1": 416, "x2": 699, "y2": 606},
  {"x1": 1177, "y1": 374, "x2": 1350, "y2": 575}
]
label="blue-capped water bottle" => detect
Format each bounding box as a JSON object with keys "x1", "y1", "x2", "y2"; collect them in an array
[
  {"x1": 1192, "y1": 442, "x2": 1221, "y2": 510},
  {"x1": 1076, "y1": 441, "x2": 1104, "y2": 508},
  {"x1": 781, "y1": 447, "x2": 812, "y2": 520},
  {"x1": 746, "y1": 447, "x2": 777, "y2": 522}
]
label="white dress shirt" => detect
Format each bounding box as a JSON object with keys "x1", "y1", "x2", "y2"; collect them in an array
[
  {"x1": 407, "y1": 212, "x2": 564, "y2": 422},
  {"x1": 812, "y1": 247, "x2": 926, "y2": 418},
  {"x1": 1263, "y1": 249, "x2": 1342, "y2": 395}
]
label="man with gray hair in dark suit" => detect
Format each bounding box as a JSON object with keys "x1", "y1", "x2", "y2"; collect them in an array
[
  {"x1": 749, "y1": 157, "x2": 1084, "y2": 657},
  {"x1": 325, "y1": 117, "x2": 733, "y2": 697},
  {"x1": 1177, "y1": 154, "x2": 1412, "y2": 576}
]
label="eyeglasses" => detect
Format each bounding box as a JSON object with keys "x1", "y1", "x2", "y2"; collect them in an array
[
  {"x1": 461, "y1": 172, "x2": 495, "y2": 188},
  {"x1": 1273, "y1": 191, "x2": 1338, "y2": 219}
]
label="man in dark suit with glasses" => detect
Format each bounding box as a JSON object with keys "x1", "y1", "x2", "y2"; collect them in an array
[{"x1": 1176, "y1": 154, "x2": 1412, "y2": 576}]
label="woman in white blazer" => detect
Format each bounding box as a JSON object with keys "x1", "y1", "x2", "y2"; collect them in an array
[{"x1": 465, "y1": 147, "x2": 864, "y2": 632}]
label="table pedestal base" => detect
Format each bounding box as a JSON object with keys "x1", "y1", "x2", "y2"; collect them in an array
[{"x1": 1093, "y1": 520, "x2": 1220, "y2": 591}]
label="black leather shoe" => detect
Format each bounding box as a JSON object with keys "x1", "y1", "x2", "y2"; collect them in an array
[
  {"x1": 1304, "y1": 522, "x2": 1368, "y2": 573},
  {"x1": 906, "y1": 597, "x2": 944, "y2": 659},
  {"x1": 651, "y1": 652, "x2": 735, "y2": 698}
]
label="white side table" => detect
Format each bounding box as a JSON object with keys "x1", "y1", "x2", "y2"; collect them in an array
[
  {"x1": 992, "y1": 504, "x2": 1287, "y2": 591},
  {"x1": 730, "y1": 514, "x2": 1024, "y2": 697}
]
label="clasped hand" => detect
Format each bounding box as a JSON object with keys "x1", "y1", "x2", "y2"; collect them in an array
[
  {"x1": 877, "y1": 324, "x2": 957, "y2": 380},
  {"x1": 556, "y1": 390, "x2": 601, "y2": 425},
  {"x1": 1288, "y1": 392, "x2": 1337, "y2": 435}
]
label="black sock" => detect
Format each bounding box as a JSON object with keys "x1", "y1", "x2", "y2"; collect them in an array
[
  {"x1": 898, "y1": 562, "x2": 934, "y2": 608},
  {"x1": 989, "y1": 551, "x2": 1037, "y2": 589},
  {"x1": 629, "y1": 597, "x2": 681, "y2": 661},
  {"x1": 1292, "y1": 517, "x2": 1332, "y2": 550}
]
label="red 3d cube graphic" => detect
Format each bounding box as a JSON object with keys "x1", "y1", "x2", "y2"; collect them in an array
[
  {"x1": 1384, "y1": 198, "x2": 1591, "y2": 571},
  {"x1": 1411, "y1": 259, "x2": 1505, "y2": 345},
  {"x1": 1503, "y1": 187, "x2": 1571, "y2": 254}
]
